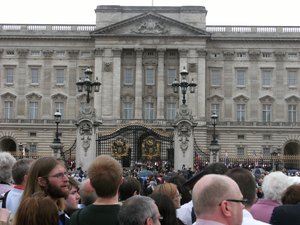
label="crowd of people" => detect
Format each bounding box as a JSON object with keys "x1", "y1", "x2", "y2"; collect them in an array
[{"x1": 0, "y1": 151, "x2": 300, "y2": 225}]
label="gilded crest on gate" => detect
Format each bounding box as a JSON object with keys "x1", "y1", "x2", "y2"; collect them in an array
[
  {"x1": 111, "y1": 137, "x2": 129, "y2": 159},
  {"x1": 142, "y1": 136, "x2": 161, "y2": 160}
]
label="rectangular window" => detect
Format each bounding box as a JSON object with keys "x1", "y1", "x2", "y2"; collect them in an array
[
  {"x1": 287, "y1": 70, "x2": 297, "y2": 87},
  {"x1": 263, "y1": 147, "x2": 271, "y2": 156},
  {"x1": 237, "y1": 147, "x2": 245, "y2": 156},
  {"x1": 288, "y1": 104, "x2": 297, "y2": 123},
  {"x1": 167, "y1": 69, "x2": 177, "y2": 85},
  {"x1": 123, "y1": 102, "x2": 133, "y2": 119},
  {"x1": 31, "y1": 68, "x2": 39, "y2": 84},
  {"x1": 55, "y1": 102, "x2": 64, "y2": 118},
  {"x1": 144, "y1": 102, "x2": 155, "y2": 120},
  {"x1": 166, "y1": 103, "x2": 176, "y2": 120},
  {"x1": 29, "y1": 144, "x2": 37, "y2": 153},
  {"x1": 211, "y1": 68, "x2": 221, "y2": 86},
  {"x1": 262, "y1": 104, "x2": 271, "y2": 122},
  {"x1": 29, "y1": 102, "x2": 38, "y2": 119},
  {"x1": 5, "y1": 68, "x2": 14, "y2": 83},
  {"x1": 145, "y1": 68, "x2": 155, "y2": 85},
  {"x1": 237, "y1": 104, "x2": 246, "y2": 122},
  {"x1": 236, "y1": 69, "x2": 246, "y2": 86},
  {"x1": 124, "y1": 68, "x2": 134, "y2": 85},
  {"x1": 211, "y1": 104, "x2": 220, "y2": 117},
  {"x1": 262, "y1": 69, "x2": 272, "y2": 86},
  {"x1": 56, "y1": 68, "x2": 65, "y2": 84},
  {"x1": 4, "y1": 101, "x2": 13, "y2": 119}
]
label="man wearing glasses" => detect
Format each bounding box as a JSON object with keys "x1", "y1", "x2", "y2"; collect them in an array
[
  {"x1": 21, "y1": 157, "x2": 70, "y2": 225},
  {"x1": 192, "y1": 174, "x2": 244, "y2": 225},
  {"x1": 118, "y1": 195, "x2": 161, "y2": 225}
]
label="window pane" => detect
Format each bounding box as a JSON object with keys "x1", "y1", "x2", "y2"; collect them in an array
[
  {"x1": 55, "y1": 102, "x2": 64, "y2": 118},
  {"x1": 123, "y1": 102, "x2": 133, "y2": 119},
  {"x1": 144, "y1": 102, "x2": 155, "y2": 120},
  {"x1": 6, "y1": 68, "x2": 14, "y2": 83},
  {"x1": 167, "y1": 69, "x2": 177, "y2": 85},
  {"x1": 237, "y1": 104, "x2": 245, "y2": 121},
  {"x1": 166, "y1": 103, "x2": 176, "y2": 120},
  {"x1": 211, "y1": 69, "x2": 221, "y2": 86},
  {"x1": 262, "y1": 104, "x2": 271, "y2": 122},
  {"x1": 145, "y1": 68, "x2": 155, "y2": 85},
  {"x1": 56, "y1": 69, "x2": 64, "y2": 84},
  {"x1": 288, "y1": 104, "x2": 297, "y2": 122},
  {"x1": 288, "y1": 70, "x2": 297, "y2": 86},
  {"x1": 124, "y1": 68, "x2": 134, "y2": 85},
  {"x1": 4, "y1": 101, "x2": 13, "y2": 119},
  {"x1": 237, "y1": 147, "x2": 245, "y2": 156},
  {"x1": 262, "y1": 70, "x2": 272, "y2": 86},
  {"x1": 29, "y1": 102, "x2": 38, "y2": 119},
  {"x1": 236, "y1": 69, "x2": 245, "y2": 86},
  {"x1": 211, "y1": 104, "x2": 220, "y2": 116},
  {"x1": 31, "y1": 68, "x2": 39, "y2": 83}
]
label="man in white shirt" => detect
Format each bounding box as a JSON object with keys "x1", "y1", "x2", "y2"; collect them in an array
[{"x1": 226, "y1": 167, "x2": 270, "y2": 225}]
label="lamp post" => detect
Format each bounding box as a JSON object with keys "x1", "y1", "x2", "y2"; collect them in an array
[
  {"x1": 209, "y1": 112, "x2": 220, "y2": 163},
  {"x1": 53, "y1": 110, "x2": 61, "y2": 143},
  {"x1": 50, "y1": 110, "x2": 63, "y2": 158},
  {"x1": 172, "y1": 67, "x2": 197, "y2": 105},
  {"x1": 76, "y1": 68, "x2": 101, "y2": 103}
]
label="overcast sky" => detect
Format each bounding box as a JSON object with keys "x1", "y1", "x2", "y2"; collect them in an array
[{"x1": 0, "y1": 0, "x2": 299, "y2": 26}]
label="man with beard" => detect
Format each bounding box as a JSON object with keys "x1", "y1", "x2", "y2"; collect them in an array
[{"x1": 20, "y1": 157, "x2": 69, "y2": 225}]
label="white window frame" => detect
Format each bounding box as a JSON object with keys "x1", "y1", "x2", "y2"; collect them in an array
[
  {"x1": 29, "y1": 101, "x2": 38, "y2": 119},
  {"x1": 287, "y1": 70, "x2": 297, "y2": 87},
  {"x1": 210, "y1": 68, "x2": 221, "y2": 86},
  {"x1": 237, "y1": 104, "x2": 246, "y2": 122},
  {"x1": 262, "y1": 69, "x2": 272, "y2": 87},
  {"x1": 288, "y1": 104, "x2": 297, "y2": 123},
  {"x1": 211, "y1": 104, "x2": 220, "y2": 117},
  {"x1": 124, "y1": 68, "x2": 134, "y2": 85},
  {"x1": 4, "y1": 101, "x2": 13, "y2": 119},
  {"x1": 55, "y1": 102, "x2": 65, "y2": 118},
  {"x1": 56, "y1": 68, "x2": 65, "y2": 84},
  {"x1": 167, "y1": 69, "x2": 177, "y2": 85},
  {"x1": 166, "y1": 103, "x2": 176, "y2": 120},
  {"x1": 31, "y1": 67, "x2": 39, "y2": 84},
  {"x1": 144, "y1": 102, "x2": 155, "y2": 120},
  {"x1": 145, "y1": 68, "x2": 155, "y2": 85},
  {"x1": 236, "y1": 69, "x2": 246, "y2": 87},
  {"x1": 262, "y1": 104, "x2": 272, "y2": 122},
  {"x1": 5, "y1": 68, "x2": 14, "y2": 84},
  {"x1": 123, "y1": 102, "x2": 134, "y2": 119}
]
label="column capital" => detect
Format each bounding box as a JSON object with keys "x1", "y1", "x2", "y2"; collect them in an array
[{"x1": 94, "y1": 48, "x2": 104, "y2": 57}]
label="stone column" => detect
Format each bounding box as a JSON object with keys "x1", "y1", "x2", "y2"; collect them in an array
[
  {"x1": 157, "y1": 48, "x2": 165, "y2": 119},
  {"x1": 135, "y1": 48, "x2": 143, "y2": 119},
  {"x1": 112, "y1": 48, "x2": 122, "y2": 120},
  {"x1": 75, "y1": 108, "x2": 101, "y2": 172},
  {"x1": 94, "y1": 48, "x2": 104, "y2": 119},
  {"x1": 197, "y1": 49, "x2": 207, "y2": 120},
  {"x1": 173, "y1": 104, "x2": 197, "y2": 171}
]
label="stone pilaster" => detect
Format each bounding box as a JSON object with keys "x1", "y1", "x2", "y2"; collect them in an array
[
  {"x1": 112, "y1": 48, "x2": 122, "y2": 119},
  {"x1": 135, "y1": 48, "x2": 143, "y2": 119},
  {"x1": 157, "y1": 48, "x2": 165, "y2": 119}
]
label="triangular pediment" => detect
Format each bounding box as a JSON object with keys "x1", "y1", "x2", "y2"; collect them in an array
[{"x1": 91, "y1": 12, "x2": 210, "y2": 37}]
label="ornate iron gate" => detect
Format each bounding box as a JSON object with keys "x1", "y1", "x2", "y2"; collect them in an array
[{"x1": 96, "y1": 125, "x2": 174, "y2": 167}]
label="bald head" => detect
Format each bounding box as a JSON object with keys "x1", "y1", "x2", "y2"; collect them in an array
[{"x1": 192, "y1": 174, "x2": 242, "y2": 216}]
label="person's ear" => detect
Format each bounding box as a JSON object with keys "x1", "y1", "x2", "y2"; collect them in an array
[
  {"x1": 219, "y1": 201, "x2": 232, "y2": 217},
  {"x1": 145, "y1": 217, "x2": 153, "y2": 225},
  {"x1": 37, "y1": 177, "x2": 47, "y2": 187}
]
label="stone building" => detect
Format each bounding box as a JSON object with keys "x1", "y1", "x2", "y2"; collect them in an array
[{"x1": 0, "y1": 5, "x2": 299, "y2": 169}]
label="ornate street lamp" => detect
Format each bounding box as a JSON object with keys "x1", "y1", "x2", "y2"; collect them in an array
[
  {"x1": 53, "y1": 110, "x2": 61, "y2": 143},
  {"x1": 172, "y1": 67, "x2": 197, "y2": 105},
  {"x1": 76, "y1": 68, "x2": 101, "y2": 103},
  {"x1": 210, "y1": 112, "x2": 220, "y2": 163}
]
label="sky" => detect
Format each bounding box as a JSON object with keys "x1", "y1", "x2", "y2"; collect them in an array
[{"x1": 0, "y1": 0, "x2": 299, "y2": 26}]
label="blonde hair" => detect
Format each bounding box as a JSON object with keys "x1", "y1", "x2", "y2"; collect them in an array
[{"x1": 153, "y1": 183, "x2": 178, "y2": 200}]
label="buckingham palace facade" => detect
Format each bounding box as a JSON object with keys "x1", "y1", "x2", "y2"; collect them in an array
[{"x1": 0, "y1": 5, "x2": 300, "y2": 169}]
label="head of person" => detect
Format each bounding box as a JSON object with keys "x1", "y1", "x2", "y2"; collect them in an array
[
  {"x1": 79, "y1": 178, "x2": 97, "y2": 206},
  {"x1": 13, "y1": 193, "x2": 59, "y2": 225},
  {"x1": 149, "y1": 192, "x2": 177, "y2": 225},
  {"x1": 87, "y1": 155, "x2": 123, "y2": 198},
  {"x1": 118, "y1": 195, "x2": 161, "y2": 225},
  {"x1": 262, "y1": 171, "x2": 293, "y2": 203},
  {"x1": 168, "y1": 175, "x2": 191, "y2": 205},
  {"x1": 153, "y1": 183, "x2": 181, "y2": 209},
  {"x1": 184, "y1": 162, "x2": 228, "y2": 190},
  {"x1": 12, "y1": 158, "x2": 34, "y2": 186},
  {"x1": 225, "y1": 167, "x2": 256, "y2": 209},
  {"x1": 119, "y1": 176, "x2": 141, "y2": 201},
  {"x1": 192, "y1": 174, "x2": 244, "y2": 225},
  {"x1": 281, "y1": 183, "x2": 300, "y2": 204},
  {"x1": 0, "y1": 152, "x2": 16, "y2": 183},
  {"x1": 22, "y1": 157, "x2": 69, "y2": 210},
  {"x1": 65, "y1": 177, "x2": 80, "y2": 215}
]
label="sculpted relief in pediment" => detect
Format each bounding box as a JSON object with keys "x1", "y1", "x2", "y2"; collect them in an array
[{"x1": 131, "y1": 19, "x2": 168, "y2": 34}]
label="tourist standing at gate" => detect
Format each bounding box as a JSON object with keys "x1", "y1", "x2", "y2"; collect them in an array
[
  {"x1": 0, "y1": 152, "x2": 16, "y2": 197},
  {"x1": 3, "y1": 158, "x2": 34, "y2": 214},
  {"x1": 70, "y1": 155, "x2": 123, "y2": 225}
]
